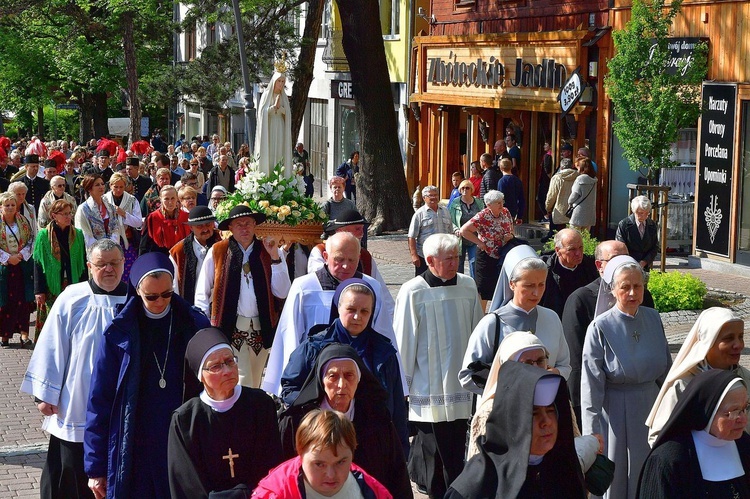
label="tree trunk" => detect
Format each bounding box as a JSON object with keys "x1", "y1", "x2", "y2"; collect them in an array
[
  {"x1": 334, "y1": 0, "x2": 412, "y2": 232},
  {"x1": 92, "y1": 92, "x2": 109, "y2": 138},
  {"x1": 78, "y1": 92, "x2": 93, "y2": 142},
  {"x1": 122, "y1": 10, "x2": 142, "y2": 147},
  {"x1": 290, "y1": 0, "x2": 324, "y2": 142},
  {"x1": 37, "y1": 106, "x2": 44, "y2": 138}
]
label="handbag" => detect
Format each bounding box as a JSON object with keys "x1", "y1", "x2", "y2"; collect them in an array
[
  {"x1": 584, "y1": 454, "x2": 616, "y2": 495},
  {"x1": 565, "y1": 183, "x2": 594, "y2": 219}
]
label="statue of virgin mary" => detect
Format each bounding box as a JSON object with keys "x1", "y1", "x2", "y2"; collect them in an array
[{"x1": 255, "y1": 63, "x2": 293, "y2": 177}]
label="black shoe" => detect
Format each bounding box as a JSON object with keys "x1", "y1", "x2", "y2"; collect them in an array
[
  {"x1": 20, "y1": 338, "x2": 33, "y2": 350},
  {"x1": 0, "y1": 340, "x2": 8, "y2": 347}
]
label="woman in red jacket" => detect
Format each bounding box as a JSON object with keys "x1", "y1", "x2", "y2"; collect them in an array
[{"x1": 253, "y1": 410, "x2": 392, "y2": 499}]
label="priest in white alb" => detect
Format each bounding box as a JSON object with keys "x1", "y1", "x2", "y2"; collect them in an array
[
  {"x1": 394, "y1": 233, "x2": 484, "y2": 499},
  {"x1": 20, "y1": 239, "x2": 128, "y2": 498}
]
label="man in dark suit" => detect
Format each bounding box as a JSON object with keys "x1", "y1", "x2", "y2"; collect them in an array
[
  {"x1": 21, "y1": 154, "x2": 50, "y2": 213},
  {"x1": 615, "y1": 195, "x2": 659, "y2": 271},
  {"x1": 124, "y1": 157, "x2": 152, "y2": 202}
]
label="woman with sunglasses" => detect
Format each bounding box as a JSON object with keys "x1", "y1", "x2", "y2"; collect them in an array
[
  {"x1": 638, "y1": 370, "x2": 750, "y2": 498},
  {"x1": 167, "y1": 327, "x2": 282, "y2": 498},
  {"x1": 84, "y1": 253, "x2": 211, "y2": 499}
]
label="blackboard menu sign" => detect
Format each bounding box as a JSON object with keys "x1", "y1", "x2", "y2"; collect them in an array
[{"x1": 695, "y1": 82, "x2": 736, "y2": 257}]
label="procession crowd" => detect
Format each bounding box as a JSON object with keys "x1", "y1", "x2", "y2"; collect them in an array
[{"x1": 1, "y1": 132, "x2": 749, "y2": 499}]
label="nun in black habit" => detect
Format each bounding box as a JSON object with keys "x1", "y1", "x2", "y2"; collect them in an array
[
  {"x1": 278, "y1": 343, "x2": 412, "y2": 499},
  {"x1": 637, "y1": 369, "x2": 750, "y2": 499},
  {"x1": 167, "y1": 327, "x2": 283, "y2": 498},
  {"x1": 446, "y1": 361, "x2": 586, "y2": 499}
]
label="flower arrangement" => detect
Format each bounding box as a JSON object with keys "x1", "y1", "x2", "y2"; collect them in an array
[{"x1": 215, "y1": 159, "x2": 328, "y2": 226}]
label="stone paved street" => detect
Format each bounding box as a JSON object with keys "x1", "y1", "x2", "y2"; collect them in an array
[{"x1": 1, "y1": 233, "x2": 750, "y2": 496}]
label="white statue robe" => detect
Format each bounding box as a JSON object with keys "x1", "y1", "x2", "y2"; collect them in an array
[
  {"x1": 394, "y1": 274, "x2": 484, "y2": 423},
  {"x1": 261, "y1": 271, "x2": 403, "y2": 396},
  {"x1": 255, "y1": 72, "x2": 293, "y2": 177},
  {"x1": 20, "y1": 282, "x2": 126, "y2": 443}
]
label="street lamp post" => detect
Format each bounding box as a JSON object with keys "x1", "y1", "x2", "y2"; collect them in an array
[{"x1": 230, "y1": 0, "x2": 255, "y2": 148}]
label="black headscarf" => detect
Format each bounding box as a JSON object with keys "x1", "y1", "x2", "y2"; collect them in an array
[
  {"x1": 292, "y1": 343, "x2": 386, "y2": 410},
  {"x1": 449, "y1": 361, "x2": 586, "y2": 498},
  {"x1": 653, "y1": 369, "x2": 744, "y2": 449}
]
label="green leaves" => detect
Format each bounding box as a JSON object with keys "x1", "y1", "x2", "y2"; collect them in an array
[
  {"x1": 648, "y1": 271, "x2": 707, "y2": 312},
  {"x1": 605, "y1": 0, "x2": 707, "y2": 179}
]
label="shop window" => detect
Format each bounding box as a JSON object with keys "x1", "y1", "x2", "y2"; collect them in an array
[
  {"x1": 380, "y1": 0, "x2": 399, "y2": 38},
  {"x1": 669, "y1": 128, "x2": 697, "y2": 166},
  {"x1": 309, "y1": 99, "x2": 328, "y2": 182}
]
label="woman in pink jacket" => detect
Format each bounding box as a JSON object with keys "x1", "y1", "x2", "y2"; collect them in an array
[{"x1": 252, "y1": 410, "x2": 391, "y2": 499}]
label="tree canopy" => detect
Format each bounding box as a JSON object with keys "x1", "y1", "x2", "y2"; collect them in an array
[{"x1": 605, "y1": 0, "x2": 707, "y2": 179}]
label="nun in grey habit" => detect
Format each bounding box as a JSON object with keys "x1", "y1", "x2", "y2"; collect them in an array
[{"x1": 581, "y1": 255, "x2": 672, "y2": 499}]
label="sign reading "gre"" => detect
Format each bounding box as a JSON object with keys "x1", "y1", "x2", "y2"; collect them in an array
[{"x1": 331, "y1": 80, "x2": 353, "y2": 100}]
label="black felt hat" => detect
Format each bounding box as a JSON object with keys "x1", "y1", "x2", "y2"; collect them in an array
[
  {"x1": 24, "y1": 154, "x2": 40, "y2": 164},
  {"x1": 125, "y1": 157, "x2": 140, "y2": 166},
  {"x1": 323, "y1": 209, "x2": 369, "y2": 237},
  {"x1": 186, "y1": 205, "x2": 216, "y2": 226},
  {"x1": 217, "y1": 204, "x2": 267, "y2": 231}
]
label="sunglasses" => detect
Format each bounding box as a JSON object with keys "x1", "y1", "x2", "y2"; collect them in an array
[{"x1": 141, "y1": 290, "x2": 174, "y2": 302}]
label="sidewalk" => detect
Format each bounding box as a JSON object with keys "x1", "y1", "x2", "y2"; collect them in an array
[{"x1": 1, "y1": 233, "x2": 749, "y2": 497}]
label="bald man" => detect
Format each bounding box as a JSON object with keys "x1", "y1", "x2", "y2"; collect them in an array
[
  {"x1": 538, "y1": 228, "x2": 598, "y2": 318},
  {"x1": 561, "y1": 239, "x2": 654, "y2": 422}
]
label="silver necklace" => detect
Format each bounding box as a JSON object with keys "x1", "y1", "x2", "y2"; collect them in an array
[{"x1": 152, "y1": 310, "x2": 173, "y2": 389}]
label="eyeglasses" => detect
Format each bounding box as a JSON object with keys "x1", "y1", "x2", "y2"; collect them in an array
[
  {"x1": 203, "y1": 356, "x2": 239, "y2": 374},
  {"x1": 520, "y1": 355, "x2": 549, "y2": 368},
  {"x1": 723, "y1": 402, "x2": 750, "y2": 421},
  {"x1": 141, "y1": 290, "x2": 174, "y2": 302},
  {"x1": 90, "y1": 259, "x2": 124, "y2": 270},
  {"x1": 459, "y1": 187, "x2": 471, "y2": 191},
  {"x1": 210, "y1": 197, "x2": 225, "y2": 201}
]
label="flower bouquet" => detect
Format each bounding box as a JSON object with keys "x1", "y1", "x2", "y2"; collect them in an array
[{"x1": 215, "y1": 159, "x2": 327, "y2": 245}]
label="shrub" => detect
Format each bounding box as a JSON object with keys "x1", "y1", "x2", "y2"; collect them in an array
[
  {"x1": 541, "y1": 228, "x2": 599, "y2": 256},
  {"x1": 647, "y1": 271, "x2": 707, "y2": 312}
]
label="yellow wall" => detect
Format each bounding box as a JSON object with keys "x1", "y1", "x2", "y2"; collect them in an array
[{"x1": 383, "y1": 0, "x2": 410, "y2": 83}]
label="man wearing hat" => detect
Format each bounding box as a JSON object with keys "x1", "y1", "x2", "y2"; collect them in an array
[
  {"x1": 194, "y1": 205, "x2": 290, "y2": 389},
  {"x1": 307, "y1": 209, "x2": 390, "y2": 307},
  {"x1": 95, "y1": 149, "x2": 113, "y2": 185},
  {"x1": 21, "y1": 239, "x2": 128, "y2": 498},
  {"x1": 21, "y1": 154, "x2": 50, "y2": 212},
  {"x1": 124, "y1": 157, "x2": 152, "y2": 202},
  {"x1": 169, "y1": 206, "x2": 222, "y2": 305},
  {"x1": 84, "y1": 252, "x2": 210, "y2": 499}
]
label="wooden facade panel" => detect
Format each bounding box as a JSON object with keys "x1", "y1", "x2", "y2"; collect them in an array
[{"x1": 611, "y1": 1, "x2": 750, "y2": 82}]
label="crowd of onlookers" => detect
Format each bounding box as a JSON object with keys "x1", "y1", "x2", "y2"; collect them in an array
[{"x1": 4, "y1": 130, "x2": 750, "y2": 499}]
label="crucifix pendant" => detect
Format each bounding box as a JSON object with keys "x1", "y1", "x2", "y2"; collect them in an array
[
  {"x1": 223, "y1": 447, "x2": 239, "y2": 478},
  {"x1": 632, "y1": 330, "x2": 640, "y2": 343},
  {"x1": 159, "y1": 378, "x2": 166, "y2": 389}
]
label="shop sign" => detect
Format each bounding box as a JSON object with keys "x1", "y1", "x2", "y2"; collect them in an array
[
  {"x1": 427, "y1": 51, "x2": 567, "y2": 90},
  {"x1": 648, "y1": 37, "x2": 708, "y2": 77},
  {"x1": 695, "y1": 82, "x2": 736, "y2": 257},
  {"x1": 558, "y1": 68, "x2": 584, "y2": 115},
  {"x1": 331, "y1": 80, "x2": 353, "y2": 100}
]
